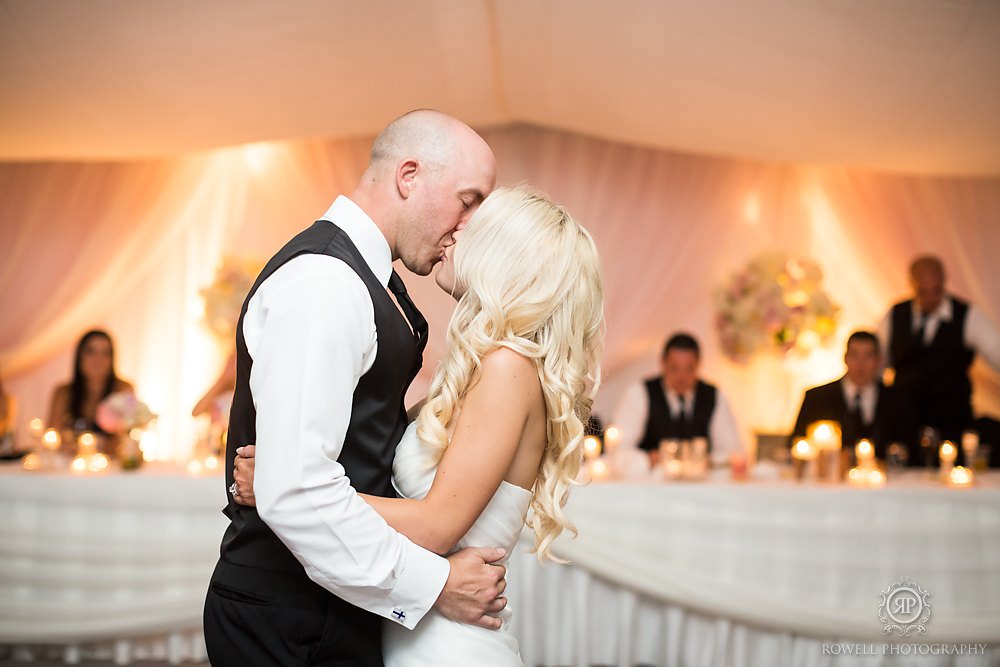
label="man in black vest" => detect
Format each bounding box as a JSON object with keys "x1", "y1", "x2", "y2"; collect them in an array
[
  {"x1": 612, "y1": 332, "x2": 743, "y2": 465},
  {"x1": 789, "y1": 331, "x2": 916, "y2": 460},
  {"x1": 879, "y1": 255, "x2": 1000, "y2": 444},
  {"x1": 203, "y1": 111, "x2": 504, "y2": 667}
]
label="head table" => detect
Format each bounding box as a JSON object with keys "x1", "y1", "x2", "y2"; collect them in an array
[{"x1": 1, "y1": 462, "x2": 998, "y2": 666}]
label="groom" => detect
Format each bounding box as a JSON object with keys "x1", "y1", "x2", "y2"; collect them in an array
[{"x1": 204, "y1": 111, "x2": 503, "y2": 666}]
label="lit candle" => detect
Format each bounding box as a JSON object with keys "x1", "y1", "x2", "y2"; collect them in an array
[
  {"x1": 583, "y1": 435, "x2": 601, "y2": 462},
  {"x1": 939, "y1": 441, "x2": 957, "y2": 477},
  {"x1": 855, "y1": 439, "x2": 875, "y2": 469},
  {"x1": 70, "y1": 456, "x2": 88, "y2": 474},
  {"x1": 87, "y1": 453, "x2": 110, "y2": 472},
  {"x1": 847, "y1": 467, "x2": 866, "y2": 487},
  {"x1": 589, "y1": 459, "x2": 609, "y2": 481},
  {"x1": 664, "y1": 458, "x2": 683, "y2": 479},
  {"x1": 77, "y1": 432, "x2": 98, "y2": 457},
  {"x1": 948, "y1": 466, "x2": 974, "y2": 487},
  {"x1": 792, "y1": 439, "x2": 817, "y2": 460},
  {"x1": 792, "y1": 438, "x2": 819, "y2": 482},
  {"x1": 810, "y1": 421, "x2": 841, "y2": 450},
  {"x1": 186, "y1": 459, "x2": 204, "y2": 476},
  {"x1": 28, "y1": 418, "x2": 45, "y2": 439},
  {"x1": 603, "y1": 426, "x2": 622, "y2": 453},
  {"x1": 204, "y1": 455, "x2": 220, "y2": 471},
  {"x1": 866, "y1": 469, "x2": 886, "y2": 488},
  {"x1": 22, "y1": 452, "x2": 41, "y2": 471},
  {"x1": 42, "y1": 429, "x2": 61, "y2": 451}
]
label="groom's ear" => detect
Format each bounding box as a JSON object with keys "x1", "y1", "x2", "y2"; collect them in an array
[{"x1": 396, "y1": 158, "x2": 420, "y2": 199}]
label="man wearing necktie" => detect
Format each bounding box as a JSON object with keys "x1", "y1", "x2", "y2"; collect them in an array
[
  {"x1": 879, "y1": 256, "x2": 1000, "y2": 444},
  {"x1": 612, "y1": 332, "x2": 744, "y2": 466},
  {"x1": 204, "y1": 111, "x2": 505, "y2": 667},
  {"x1": 789, "y1": 331, "x2": 915, "y2": 460}
]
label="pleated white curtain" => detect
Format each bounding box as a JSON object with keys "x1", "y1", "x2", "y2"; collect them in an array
[{"x1": 2, "y1": 125, "x2": 998, "y2": 459}]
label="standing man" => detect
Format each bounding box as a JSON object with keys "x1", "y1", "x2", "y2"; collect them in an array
[
  {"x1": 204, "y1": 111, "x2": 502, "y2": 666},
  {"x1": 880, "y1": 255, "x2": 1000, "y2": 443},
  {"x1": 612, "y1": 332, "x2": 743, "y2": 465},
  {"x1": 789, "y1": 331, "x2": 916, "y2": 459}
]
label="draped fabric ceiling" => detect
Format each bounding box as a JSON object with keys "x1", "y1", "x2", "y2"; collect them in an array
[{"x1": 2, "y1": 0, "x2": 999, "y2": 458}]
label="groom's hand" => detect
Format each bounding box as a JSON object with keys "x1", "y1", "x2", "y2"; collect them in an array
[{"x1": 436, "y1": 547, "x2": 508, "y2": 630}]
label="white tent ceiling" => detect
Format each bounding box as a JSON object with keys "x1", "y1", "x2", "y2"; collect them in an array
[{"x1": 2, "y1": 0, "x2": 999, "y2": 175}]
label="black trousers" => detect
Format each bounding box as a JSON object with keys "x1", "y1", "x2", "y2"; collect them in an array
[{"x1": 204, "y1": 559, "x2": 383, "y2": 667}]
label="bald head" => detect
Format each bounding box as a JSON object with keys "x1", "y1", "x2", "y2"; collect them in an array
[
  {"x1": 367, "y1": 110, "x2": 488, "y2": 178},
  {"x1": 352, "y1": 110, "x2": 497, "y2": 276},
  {"x1": 909, "y1": 255, "x2": 946, "y2": 313}
]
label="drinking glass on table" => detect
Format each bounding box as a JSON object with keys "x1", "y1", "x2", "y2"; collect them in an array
[
  {"x1": 887, "y1": 443, "x2": 908, "y2": 475},
  {"x1": 919, "y1": 426, "x2": 939, "y2": 473}
]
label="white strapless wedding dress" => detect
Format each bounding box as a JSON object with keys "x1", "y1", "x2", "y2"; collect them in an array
[{"x1": 383, "y1": 422, "x2": 531, "y2": 667}]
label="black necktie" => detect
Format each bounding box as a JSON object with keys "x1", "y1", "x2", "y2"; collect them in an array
[
  {"x1": 914, "y1": 313, "x2": 928, "y2": 347},
  {"x1": 677, "y1": 395, "x2": 690, "y2": 439},
  {"x1": 388, "y1": 271, "x2": 428, "y2": 351},
  {"x1": 846, "y1": 390, "x2": 864, "y2": 444}
]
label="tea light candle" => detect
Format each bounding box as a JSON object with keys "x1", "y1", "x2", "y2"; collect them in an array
[
  {"x1": 948, "y1": 466, "x2": 973, "y2": 487},
  {"x1": 28, "y1": 418, "x2": 45, "y2": 439},
  {"x1": 77, "y1": 432, "x2": 98, "y2": 457},
  {"x1": 42, "y1": 429, "x2": 61, "y2": 451},
  {"x1": 603, "y1": 426, "x2": 621, "y2": 453},
  {"x1": 583, "y1": 436, "x2": 601, "y2": 462},
  {"x1": 866, "y1": 469, "x2": 886, "y2": 488},
  {"x1": 186, "y1": 459, "x2": 204, "y2": 476},
  {"x1": 810, "y1": 421, "x2": 841, "y2": 450},
  {"x1": 792, "y1": 439, "x2": 817, "y2": 460},
  {"x1": 87, "y1": 453, "x2": 110, "y2": 472},
  {"x1": 22, "y1": 452, "x2": 41, "y2": 471},
  {"x1": 70, "y1": 456, "x2": 88, "y2": 474},
  {"x1": 204, "y1": 455, "x2": 220, "y2": 471},
  {"x1": 855, "y1": 439, "x2": 875, "y2": 468},
  {"x1": 939, "y1": 441, "x2": 957, "y2": 477},
  {"x1": 664, "y1": 458, "x2": 683, "y2": 479},
  {"x1": 589, "y1": 458, "x2": 609, "y2": 481}
]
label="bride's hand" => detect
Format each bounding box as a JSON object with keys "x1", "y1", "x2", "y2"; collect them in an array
[{"x1": 232, "y1": 445, "x2": 256, "y2": 507}]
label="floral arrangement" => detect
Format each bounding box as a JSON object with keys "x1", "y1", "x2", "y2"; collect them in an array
[
  {"x1": 95, "y1": 392, "x2": 156, "y2": 435},
  {"x1": 714, "y1": 251, "x2": 839, "y2": 363},
  {"x1": 199, "y1": 255, "x2": 265, "y2": 339}
]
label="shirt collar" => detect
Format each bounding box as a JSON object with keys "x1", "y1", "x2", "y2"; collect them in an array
[
  {"x1": 915, "y1": 297, "x2": 952, "y2": 322},
  {"x1": 841, "y1": 377, "x2": 876, "y2": 399},
  {"x1": 320, "y1": 195, "x2": 392, "y2": 287}
]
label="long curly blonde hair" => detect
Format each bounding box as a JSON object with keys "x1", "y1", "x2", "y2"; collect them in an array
[{"x1": 416, "y1": 185, "x2": 605, "y2": 561}]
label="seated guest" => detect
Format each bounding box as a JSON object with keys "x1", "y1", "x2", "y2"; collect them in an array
[
  {"x1": 789, "y1": 331, "x2": 916, "y2": 460},
  {"x1": 0, "y1": 369, "x2": 16, "y2": 449},
  {"x1": 48, "y1": 330, "x2": 134, "y2": 439},
  {"x1": 612, "y1": 332, "x2": 743, "y2": 465},
  {"x1": 879, "y1": 255, "x2": 1000, "y2": 443}
]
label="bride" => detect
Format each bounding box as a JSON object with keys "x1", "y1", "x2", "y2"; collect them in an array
[{"x1": 232, "y1": 184, "x2": 605, "y2": 665}]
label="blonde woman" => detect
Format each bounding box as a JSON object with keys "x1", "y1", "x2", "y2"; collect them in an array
[{"x1": 233, "y1": 185, "x2": 604, "y2": 665}]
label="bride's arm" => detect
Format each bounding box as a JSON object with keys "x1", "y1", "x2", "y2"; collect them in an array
[
  {"x1": 230, "y1": 349, "x2": 541, "y2": 553},
  {"x1": 361, "y1": 347, "x2": 541, "y2": 554}
]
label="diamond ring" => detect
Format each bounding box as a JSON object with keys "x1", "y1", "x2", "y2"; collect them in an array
[{"x1": 229, "y1": 481, "x2": 240, "y2": 498}]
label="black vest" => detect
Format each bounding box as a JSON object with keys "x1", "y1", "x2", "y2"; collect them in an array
[
  {"x1": 638, "y1": 378, "x2": 717, "y2": 451},
  {"x1": 218, "y1": 220, "x2": 425, "y2": 576},
  {"x1": 889, "y1": 297, "x2": 974, "y2": 437}
]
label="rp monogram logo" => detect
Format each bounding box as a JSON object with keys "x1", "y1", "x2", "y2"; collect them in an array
[{"x1": 879, "y1": 578, "x2": 931, "y2": 637}]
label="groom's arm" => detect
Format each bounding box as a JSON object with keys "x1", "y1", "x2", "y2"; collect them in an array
[{"x1": 246, "y1": 254, "x2": 448, "y2": 630}]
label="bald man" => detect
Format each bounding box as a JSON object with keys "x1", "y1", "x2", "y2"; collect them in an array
[
  {"x1": 879, "y1": 255, "x2": 1000, "y2": 445},
  {"x1": 204, "y1": 111, "x2": 499, "y2": 667}
]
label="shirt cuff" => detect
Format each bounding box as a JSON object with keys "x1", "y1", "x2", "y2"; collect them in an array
[{"x1": 381, "y1": 543, "x2": 450, "y2": 630}]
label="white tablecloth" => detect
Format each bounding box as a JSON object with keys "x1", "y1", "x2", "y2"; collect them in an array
[
  {"x1": 0, "y1": 462, "x2": 227, "y2": 663},
  {"x1": 2, "y1": 462, "x2": 998, "y2": 666},
  {"x1": 508, "y1": 471, "x2": 1000, "y2": 667}
]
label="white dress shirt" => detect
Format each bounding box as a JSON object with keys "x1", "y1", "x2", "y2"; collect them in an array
[
  {"x1": 244, "y1": 195, "x2": 448, "y2": 630},
  {"x1": 840, "y1": 378, "x2": 877, "y2": 425},
  {"x1": 878, "y1": 297, "x2": 1000, "y2": 371},
  {"x1": 611, "y1": 379, "x2": 744, "y2": 464}
]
